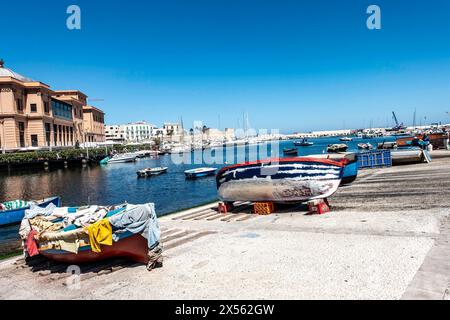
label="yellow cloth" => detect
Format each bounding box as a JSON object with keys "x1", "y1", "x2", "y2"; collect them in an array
[{"x1": 86, "y1": 219, "x2": 112, "y2": 253}]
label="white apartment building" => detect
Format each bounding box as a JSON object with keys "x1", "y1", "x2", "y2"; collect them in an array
[{"x1": 105, "y1": 121, "x2": 156, "y2": 143}]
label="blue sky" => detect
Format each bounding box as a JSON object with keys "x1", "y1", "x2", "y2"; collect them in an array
[{"x1": 1, "y1": 0, "x2": 450, "y2": 133}]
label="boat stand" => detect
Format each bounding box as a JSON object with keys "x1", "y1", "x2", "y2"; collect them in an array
[{"x1": 307, "y1": 198, "x2": 331, "y2": 215}]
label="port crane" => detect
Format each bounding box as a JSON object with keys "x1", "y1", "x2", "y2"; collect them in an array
[{"x1": 391, "y1": 111, "x2": 406, "y2": 131}]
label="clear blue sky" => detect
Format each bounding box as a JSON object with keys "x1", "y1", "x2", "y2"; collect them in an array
[{"x1": 1, "y1": 0, "x2": 450, "y2": 133}]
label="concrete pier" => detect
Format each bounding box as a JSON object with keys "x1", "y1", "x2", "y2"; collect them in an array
[{"x1": 1, "y1": 152, "x2": 449, "y2": 299}]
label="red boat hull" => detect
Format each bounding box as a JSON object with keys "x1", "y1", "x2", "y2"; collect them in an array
[{"x1": 40, "y1": 234, "x2": 149, "y2": 265}]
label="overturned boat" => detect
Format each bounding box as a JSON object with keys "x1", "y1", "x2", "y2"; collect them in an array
[
  {"x1": 19, "y1": 202, "x2": 162, "y2": 269},
  {"x1": 216, "y1": 157, "x2": 344, "y2": 203},
  {"x1": 391, "y1": 147, "x2": 431, "y2": 165},
  {"x1": 306, "y1": 152, "x2": 358, "y2": 185}
]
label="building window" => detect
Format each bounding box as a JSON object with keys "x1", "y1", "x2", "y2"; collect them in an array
[
  {"x1": 44, "y1": 101, "x2": 49, "y2": 113},
  {"x1": 45, "y1": 123, "x2": 51, "y2": 146},
  {"x1": 18, "y1": 122, "x2": 25, "y2": 148},
  {"x1": 30, "y1": 104, "x2": 37, "y2": 112},
  {"x1": 31, "y1": 135, "x2": 38, "y2": 147},
  {"x1": 17, "y1": 99, "x2": 23, "y2": 112},
  {"x1": 53, "y1": 124, "x2": 57, "y2": 146}
]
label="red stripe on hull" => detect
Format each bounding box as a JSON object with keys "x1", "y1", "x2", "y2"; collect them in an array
[{"x1": 40, "y1": 234, "x2": 149, "y2": 265}]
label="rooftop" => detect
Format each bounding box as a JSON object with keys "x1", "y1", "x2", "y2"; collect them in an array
[{"x1": 0, "y1": 59, "x2": 34, "y2": 82}]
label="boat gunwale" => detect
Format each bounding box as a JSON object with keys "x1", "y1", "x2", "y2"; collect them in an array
[{"x1": 217, "y1": 157, "x2": 345, "y2": 176}]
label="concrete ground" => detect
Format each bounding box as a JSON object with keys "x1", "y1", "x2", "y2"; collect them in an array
[{"x1": 1, "y1": 152, "x2": 450, "y2": 300}]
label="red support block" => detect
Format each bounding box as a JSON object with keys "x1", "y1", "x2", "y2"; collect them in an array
[{"x1": 307, "y1": 199, "x2": 331, "y2": 215}]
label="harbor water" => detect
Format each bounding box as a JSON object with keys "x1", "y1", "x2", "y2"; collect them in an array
[{"x1": 0, "y1": 136, "x2": 394, "y2": 252}]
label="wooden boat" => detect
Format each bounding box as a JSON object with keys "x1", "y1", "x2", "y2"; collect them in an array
[
  {"x1": 185, "y1": 167, "x2": 217, "y2": 179},
  {"x1": 216, "y1": 157, "x2": 344, "y2": 203},
  {"x1": 0, "y1": 196, "x2": 61, "y2": 227},
  {"x1": 391, "y1": 147, "x2": 429, "y2": 165},
  {"x1": 40, "y1": 232, "x2": 149, "y2": 264},
  {"x1": 358, "y1": 143, "x2": 373, "y2": 150},
  {"x1": 26, "y1": 203, "x2": 160, "y2": 265},
  {"x1": 283, "y1": 148, "x2": 298, "y2": 156},
  {"x1": 339, "y1": 137, "x2": 353, "y2": 142},
  {"x1": 137, "y1": 167, "x2": 168, "y2": 177},
  {"x1": 294, "y1": 139, "x2": 314, "y2": 146},
  {"x1": 327, "y1": 144, "x2": 348, "y2": 153},
  {"x1": 306, "y1": 152, "x2": 358, "y2": 185},
  {"x1": 397, "y1": 133, "x2": 448, "y2": 149},
  {"x1": 108, "y1": 153, "x2": 137, "y2": 163}
]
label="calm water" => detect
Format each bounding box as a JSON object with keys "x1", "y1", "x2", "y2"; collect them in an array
[{"x1": 0, "y1": 136, "x2": 394, "y2": 248}]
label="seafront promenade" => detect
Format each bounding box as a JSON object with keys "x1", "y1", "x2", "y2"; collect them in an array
[{"x1": 1, "y1": 151, "x2": 449, "y2": 299}]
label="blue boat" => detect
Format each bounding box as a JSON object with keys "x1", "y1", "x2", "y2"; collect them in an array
[
  {"x1": 184, "y1": 167, "x2": 217, "y2": 179},
  {"x1": 0, "y1": 196, "x2": 61, "y2": 227}
]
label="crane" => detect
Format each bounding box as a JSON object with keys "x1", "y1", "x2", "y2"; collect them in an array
[{"x1": 391, "y1": 111, "x2": 405, "y2": 131}]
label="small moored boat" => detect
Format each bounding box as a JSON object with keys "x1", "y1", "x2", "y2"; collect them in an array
[
  {"x1": 358, "y1": 143, "x2": 373, "y2": 150},
  {"x1": 294, "y1": 139, "x2": 314, "y2": 147},
  {"x1": 327, "y1": 144, "x2": 348, "y2": 153},
  {"x1": 339, "y1": 137, "x2": 353, "y2": 142},
  {"x1": 137, "y1": 167, "x2": 168, "y2": 177},
  {"x1": 185, "y1": 167, "x2": 217, "y2": 179},
  {"x1": 216, "y1": 157, "x2": 344, "y2": 203},
  {"x1": 0, "y1": 196, "x2": 61, "y2": 227},
  {"x1": 108, "y1": 153, "x2": 137, "y2": 163},
  {"x1": 283, "y1": 148, "x2": 298, "y2": 156}
]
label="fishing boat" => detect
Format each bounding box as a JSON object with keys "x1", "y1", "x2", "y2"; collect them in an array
[
  {"x1": 108, "y1": 153, "x2": 137, "y2": 163},
  {"x1": 294, "y1": 139, "x2": 314, "y2": 146},
  {"x1": 306, "y1": 152, "x2": 358, "y2": 185},
  {"x1": 358, "y1": 143, "x2": 373, "y2": 150},
  {"x1": 327, "y1": 144, "x2": 348, "y2": 153},
  {"x1": 216, "y1": 157, "x2": 344, "y2": 203},
  {"x1": 137, "y1": 166, "x2": 168, "y2": 177},
  {"x1": 339, "y1": 137, "x2": 353, "y2": 142},
  {"x1": 0, "y1": 196, "x2": 61, "y2": 227},
  {"x1": 391, "y1": 147, "x2": 430, "y2": 165},
  {"x1": 20, "y1": 203, "x2": 162, "y2": 267},
  {"x1": 185, "y1": 167, "x2": 217, "y2": 179},
  {"x1": 283, "y1": 148, "x2": 298, "y2": 156}
]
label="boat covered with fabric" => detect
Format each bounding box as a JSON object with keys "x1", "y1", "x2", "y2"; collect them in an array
[
  {"x1": 216, "y1": 157, "x2": 344, "y2": 203},
  {"x1": 19, "y1": 202, "x2": 162, "y2": 270},
  {"x1": 137, "y1": 167, "x2": 168, "y2": 177},
  {"x1": 184, "y1": 167, "x2": 217, "y2": 179},
  {"x1": 306, "y1": 152, "x2": 358, "y2": 185},
  {"x1": 0, "y1": 196, "x2": 61, "y2": 227},
  {"x1": 358, "y1": 143, "x2": 373, "y2": 150}
]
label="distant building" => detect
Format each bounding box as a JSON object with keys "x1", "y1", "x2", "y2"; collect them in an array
[
  {"x1": 105, "y1": 121, "x2": 155, "y2": 143},
  {"x1": 0, "y1": 60, "x2": 105, "y2": 151}
]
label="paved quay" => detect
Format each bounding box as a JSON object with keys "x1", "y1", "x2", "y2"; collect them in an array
[{"x1": 0, "y1": 151, "x2": 449, "y2": 300}]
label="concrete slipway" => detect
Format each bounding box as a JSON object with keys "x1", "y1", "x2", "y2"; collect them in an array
[{"x1": 1, "y1": 152, "x2": 450, "y2": 300}]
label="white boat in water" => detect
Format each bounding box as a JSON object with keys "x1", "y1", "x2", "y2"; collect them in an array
[
  {"x1": 216, "y1": 157, "x2": 344, "y2": 203},
  {"x1": 108, "y1": 153, "x2": 137, "y2": 163},
  {"x1": 137, "y1": 166, "x2": 168, "y2": 177}
]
